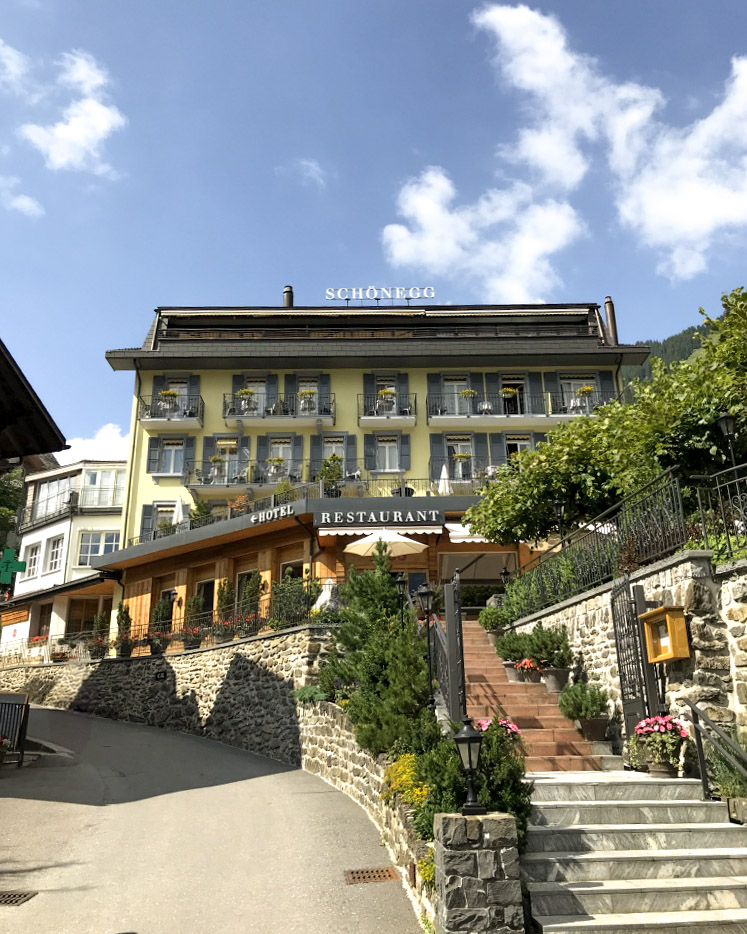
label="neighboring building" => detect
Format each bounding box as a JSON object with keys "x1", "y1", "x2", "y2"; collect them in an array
[
  {"x1": 1, "y1": 460, "x2": 125, "y2": 651},
  {"x1": 91, "y1": 289, "x2": 648, "y2": 643}
]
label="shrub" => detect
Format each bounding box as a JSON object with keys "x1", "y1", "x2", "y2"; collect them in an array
[
  {"x1": 707, "y1": 733, "x2": 747, "y2": 799},
  {"x1": 477, "y1": 606, "x2": 505, "y2": 632},
  {"x1": 216, "y1": 579, "x2": 236, "y2": 618},
  {"x1": 382, "y1": 753, "x2": 428, "y2": 807},
  {"x1": 494, "y1": 629, "x2": 532, "y2": 662},
  {"x1": 529, "y1": 623, "x2": 572, "y2": 668},
  {"x1": 558, "y1": 681, "x2": 609, "y2": 720},
  {"x1": 294, "y1": 684, "x2": 327, "y2": 704},
  {"x1": 628, "y1": 713, "x2": 688, "y2": 769}
]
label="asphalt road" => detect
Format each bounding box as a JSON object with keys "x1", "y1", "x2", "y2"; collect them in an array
[{"x1": 0, "y1": 708, "x2": 419, "y2": 934}]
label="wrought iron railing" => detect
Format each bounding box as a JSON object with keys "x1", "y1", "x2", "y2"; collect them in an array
[
  {"x1": 429, "y1": 457, "x2": 495, "y2": 482},
  {"x1": 693, "y1": 462, "x2": 747, "y2": 562},
  {"x1": 357, "y1": 394, "x2": 417, "y2": 418},
  {"x1": 222, "y1": 392, "x2": 335, "y2": 420},
  {"x1": 680, "y1": 697, "x2": 747, "y2": 801},
  {"x1": 500, "y1": 469, "x2": 688, "y2": 625},
  {"x1": 426, "y1": 390, "x2": 618, "y2": 419},
  {"x1": 138, "y1": 394, "x2": 204, "y2": 421}
]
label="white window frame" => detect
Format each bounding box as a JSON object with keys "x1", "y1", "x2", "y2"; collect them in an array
[
  {"x1": 505, "y1": 435, "x2": 531, "y2": 459},
  {"x1": 375, "y1": 436, "x2": 400, "y2": 472},
  {"x1": 45, "y1": 536, "x2": 64, "y2": 573},
  {"x1": 77, "y1": 531, "x2": 121, "y2": 567},
  {"x1": 23, "y1": 543, "x2": 40, "y2": 578},
  {"x1": 158, "y1": 439, "x2": 185, "y2": 475}
]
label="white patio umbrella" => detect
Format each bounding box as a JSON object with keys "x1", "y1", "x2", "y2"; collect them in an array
[
  {"x1": 171, "y1": 498, "x2": 186, "y2": 525},
  {"x1": 343, "y1": 528, "x2": 429, "y2": 557},
  {"x1": 437, "y1": 462, "x2": 453, "y2": 496}
]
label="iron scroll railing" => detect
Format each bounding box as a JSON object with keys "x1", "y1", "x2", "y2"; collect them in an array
[
  {"x1": 679, "y1": 697, "x2": 747, "y2": 801},
  {"x1": 501, "y1": 469, "x2": 689, "y2": 624},
  {"x1": 138, "y1": 394, "x2": 204, "y2": 421},
  {"x1": 693, "y1": 462, "x2": 747, "y2": 562}
]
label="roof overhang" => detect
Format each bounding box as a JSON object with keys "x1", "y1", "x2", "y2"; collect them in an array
[{"x1": 2, "y1": 571, "x2": 121, "y2": 611}]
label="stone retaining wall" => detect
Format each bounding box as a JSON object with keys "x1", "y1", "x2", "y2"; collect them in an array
[{"x1": 509, "y1": 551, "x2": 747, "y2": 731}]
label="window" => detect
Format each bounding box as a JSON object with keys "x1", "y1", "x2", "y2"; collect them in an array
[
  {"x1": 297, "y1": 377, "x2": 318, "y2": 411},
  {"x1": 446, "y1": 436, "x2": 473, "y2": 479},
  {"x1": 194, "y1": 580, "x2": 214, "y2": 616},
  {"x1": 500, "y1": 378, "x2": 525, "y2": 415},
  {"x1": 505, "y1": 435, "x2": 531, "y2": 459},
  {"x1": 78, "y1": 531, "x2": 120, "y2": 566},
  {"x1": 560, "y1": 376, "x2": 598, "y2": 410},
  {"x1": 45, "y1": 536, "x2": 64, "y2": 573},
  {"x1": 32, "y1": 476, "x2": 71, "y2": 520},
  {"x1": 80, "y1": 469, "x2": 125, "y2": 507},
  {"x1": 159, "y1": 440, "x2": 184, "y2": 475},
  {"x1": 66, "y1": 599, "x2": 100, "y2": 636},
  {"x1": 38, "y1": 603, "x2": 52, "y2": 639},
  {"x1": 376, "y1": 436, "x2": 399, "y2": 472},
  {"x1": 23, "y1": 543, "x2": 40, "y2": 578},
  {"x1": 323, "y1": 437, "x2": 344, "y2": 461},
  {"x1": 443, "y1": 376, "x2": 471, "y2": 415}
]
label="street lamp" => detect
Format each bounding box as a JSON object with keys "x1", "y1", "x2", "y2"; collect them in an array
[
  {"x1": 716, "y1": 411, "x2": 738, "y2": 469},
  {"x1": 395, "y1": 574, "x2": 408, "y2": 630},
  {"x1": 501, "y1": 566, "x2": 511, "y2": 589},
  {"x1": 453, "y1": 717, "x2": 487, "y2": 815},
  {"x1": 416, "y1": 583, "x2": 436, "y2": 709},
  {"x1": 553, "y1": 499, "x2": 566, "y2": 545}
]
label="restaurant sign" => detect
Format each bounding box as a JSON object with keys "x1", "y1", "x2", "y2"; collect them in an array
[{"x1": 315, "y1": 508, "x2": 444, "y2": 527}]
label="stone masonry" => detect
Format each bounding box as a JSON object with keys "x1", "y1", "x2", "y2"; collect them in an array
[
  {"x1": 434, "y1": 813, "x2": 523, "y2": 934},
  {"x1": 509, "y1": 550, "x2": 747, "y2": 732}
]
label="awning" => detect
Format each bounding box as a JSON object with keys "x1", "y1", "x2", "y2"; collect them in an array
[
  {"x1": 444, "y1": 522, "x2": 490, "y2": 544},
  {"x1": 318, "y1": 526, "x2": 443, "y2": 537}
]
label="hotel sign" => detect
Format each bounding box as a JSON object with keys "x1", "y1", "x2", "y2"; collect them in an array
[
  {"x1": 315, "y1": 508, "x2": 444, "y2": 527},
  {"x1": 248, "y1": 504, "x2": 295, "y2": 525},
  {"x1": 325, "y1": 286, "x2": 435, "y2": 301}
]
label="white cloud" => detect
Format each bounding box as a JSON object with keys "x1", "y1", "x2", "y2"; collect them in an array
[
  {"x1": 275, "y1": 157, "x2": 330, "y2": 190},
  {"x1": 57, "y1": 50, "x2": 108, "y2": 97},
  {"x1": 0, "y1": 38, "x2": 30, "y2": 94},
  {"x1": 56, "y1": 424, "x2": 130, "y2": 466},
  {"x1": 382, "y1": 166, "x2": 583, "y2": 302},
  {"x1": 20, "y1": 97, "x2": 126, "y2": 175},
  {"x1": 0, "y1": 175, "x2": 43, "y2": 217}
]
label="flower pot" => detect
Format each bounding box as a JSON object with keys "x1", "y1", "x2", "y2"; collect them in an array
[
  {"x1": 727, "y1": 797, "x2": 747, "y2": 824},
  {"x1": 183, "y1": 636, "x2": 203, "y2": 650},
  {"x1": 542, "y1": 667, "x2": 571, "y2": 693},
  {"x1": 645, "y1": 755, "x2": 677, "y2": 777},
  {"x1": 577, "y1": 717, "x2": 608, "y2": 742},
  {"x1": 484, "y1": 631, "x2": 498, "y2": 649},
  {"x1": 149, "y1": 641, "x2": 166, "y2": 656},
  {"x1": 117, "y1": 643, "x2": 134, "y2": 659},
  {"x1": 523, "y1": 669, "x2": 541, "y2": 683},
  {"x1": 504, "y1": 661, "x2": 522, "y2": 682},
  {"x1": 213, "y1": 632, "x2": 235, "y2": 644},
  {"x1": 89, "y1": 645, "x2": 108, "y2": 660}
]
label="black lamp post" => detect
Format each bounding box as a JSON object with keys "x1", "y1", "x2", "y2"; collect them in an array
[
  {"x1": 716, "y1": 411, "x2": 738, "y2": 469},
  {"x1": 501, "y1": 566, "x2": 511, "y2": 589},
  {"x1": 395, "y1": 574, "x2": 408, "y2": 630},
  {"x1": 453, "y1": 716, "x2": 487, "y2": 815},
  {"x1": 416, "y1": 583, "x2": 436, "y2": 709},
  {"x1": 553, "y1": 498, "x2": 566, "y2": 545}
]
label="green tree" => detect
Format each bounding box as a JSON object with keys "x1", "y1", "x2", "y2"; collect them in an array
[{"x1": 0, "y1": 469, "x2": 23, "y2": 549}]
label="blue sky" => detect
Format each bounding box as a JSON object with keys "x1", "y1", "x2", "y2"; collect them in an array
[{"x1": 3, "y1": 1, "x2": 747, "y2": 461}]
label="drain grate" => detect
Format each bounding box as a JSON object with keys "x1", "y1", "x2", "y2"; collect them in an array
[
  {"x1": 0, "y1": 892, "x2": 37, "y2": 906},
  {"x1": 344, "y1": 867, "x2": 398, "y2": 885}
]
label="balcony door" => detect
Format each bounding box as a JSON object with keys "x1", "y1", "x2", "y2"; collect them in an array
[
  {"x1": 447, "y1": 436, "x2": 473, "y2": 479},
  {"x1": 443, "y1": 377, "x2": 470, "y2": 416},
  {"x1": 81, "y1": 469, "x2": 125, "y2": 507}
]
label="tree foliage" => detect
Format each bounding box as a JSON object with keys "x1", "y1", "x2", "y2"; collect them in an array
[
  {"x1": 0, "y1": 469, "x2": 23, "y2": 549},
  {"x1": 465, "y1": 288, "x2": 747, "y2": 544}
]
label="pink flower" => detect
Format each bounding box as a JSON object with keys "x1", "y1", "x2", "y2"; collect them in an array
[
  {"x1": 680, "y1": 730, "x2": 688, "y2": 738},
  {"x1": 475, "y1": 718, "x2": 492, "y2": 732}
]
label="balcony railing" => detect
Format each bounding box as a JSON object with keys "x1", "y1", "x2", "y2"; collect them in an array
[
  {"x1": 426, "y1": 391, "x2": 617, "y2": 419},
  {"x1": 222, "y1": 392, "x2": 335, "y2": 421},
  {"x1": 429, "y1": 457, "x2": 495, "y2": 482},
  {"x1": 184, "y1": 459, "x2": 368, "y2": 488},
  {"x1": 78, "y1": 486, "x2": 124, "y2": 508},
  {"x1": 357, "y1": 394, "x2": 417, "y2": 418},
  {"x1": 138, "y1": 394, "x2": 204, "y2": 422}
]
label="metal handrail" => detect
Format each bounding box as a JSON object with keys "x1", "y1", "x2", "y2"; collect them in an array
[{"x1": 679, "y1": 697, "x2": 747, "y2": 800}]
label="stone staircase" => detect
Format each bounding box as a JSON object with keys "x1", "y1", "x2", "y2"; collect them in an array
[
  {"x1": 462, "y1": 619, "x2": 614, "y2": 771},
  {"x1": 522, "y1": 771, "x2": 747, "y2": 933}
]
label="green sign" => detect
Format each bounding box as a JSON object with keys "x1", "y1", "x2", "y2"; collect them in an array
[{"x1": 0, "y1": 548, "x2": 25, "y2": 584}]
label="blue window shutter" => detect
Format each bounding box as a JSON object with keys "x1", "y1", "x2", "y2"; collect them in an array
[
  {"x1": 543, "y1": 372, "x2": 560, "y2": 395},
  {"x1": 184, "y1": 436, "x2": 196, "y2": 473},
  {"x1": 202, "y1": 436, "x2": 216, "y2": 472},
  {"x1": 400, "y1": 433, "x2": 411, "y2": 470},
  {"x1": 291, "y1": 434, "x2": 303, "y2": 469},
  {"x1": 232, "y1": 375, "x2": 244, "y2": 395},
  {"x1": 140, "y1": 505, "x2": 154, "y2": 541},
  {"x1": 532, "y1": 432, "x2": 547, "y2": 448},
  {"x1": 284, "y1": 374, "x2": 297, "y2": 398},
  {"x1": 473, "y1": 433, "x2": 488, "y2": 464},
  {"x1": 489, "y1": 433, "x2": 506, "y2": 466},
  {"x1": 427, "y1": 373, "x2": 442, "y2": 415},
  {"x1": 146, "y1": 437, "x2": 160, "y2": 473},
  {"x1": 310, "y1": 435, "x2": 323, "y2": 478},
  {"x1": 598, "y1": 370, "x2": 615, "y2": 395},
  {"x1": 152, "y1": 375, "x2": 166, "y2": 397},
  {"x1": 319, "y1": 373, "x2": 331, "y2": 408},
  {"x1": 266, "y1": 374, "x2": 278, "y2": 406},
  {"x1": 485, "y1": 372, "x2": 500, "y2": 399},
  {"x1": 345, "y1": 434, "x2": 357, "y2": 472},
  {"x1": 256, "y1": 435, "x2": 269, "y2": 463},
  {"x1": 239, "y1": 436, "x2": 250, "y2": 465},
  {"x1": 396, "y1": 373, "x2": 408, "y2": 396},
  {"x1": 429, "y1": 433, "x2": 446, "y2": 480},
  {"x1": 364, "y1": 434, "x2": 376, "y2": 471},
  {"x1": 469, "y1": 373, "x2": 483, "y2": 413},
  {"x1": 527, "y1": 372, "x2": 543, "y2": 414},
  {"x1": 187, "y1": 375, "x2": 199, "y2": 396}
]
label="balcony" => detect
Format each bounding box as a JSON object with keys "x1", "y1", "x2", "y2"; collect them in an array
[
  {"x1": 78, "y1": 486, "x2": 124, "y2": 509},
  {"x1": 426, "y1": 391, "x2": 617, "y2": 428},
  {"x1": 222, "y1": 392, "x2": 335, "y2": 427},
  {"x1": 138, "y1": 394, "x2": 204, "y2": 431},
  {"x1": 357, "y1": 393, "x2": 417, "y2": 428}
]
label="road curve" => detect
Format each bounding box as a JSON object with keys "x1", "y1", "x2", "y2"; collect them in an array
[{"x1": 1, "y1": 708, "x2": 419, "y2": 934}]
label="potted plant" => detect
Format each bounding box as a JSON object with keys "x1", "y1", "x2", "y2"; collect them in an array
[
  {"x1": 115, "y1": 601, "x2": 134, "y2": 658},
  {"x1": 183, "y1": 594, "x2": 205, "y2": 648},
  {"x1": 529, "y1": 622, "x2": 572, "y2": 692},
  {"x1": 452, "y1": 452, "x2": 472, "y2": 462},
  {"x1": 235, "y1": 387, "x2": 257, "y2": 412},
  {"x1": 149, "y1": 596, "x2": 173, "y2": 655},
  {"x1": 576, "y1": 385, "x2": 596, "y2": 397},
  {"x1": 157, "y1": 388, "x2": 179, "y2": 412},
  {"x1": 212, "y1": 616, "x2": 238, "y2": 643},
  {"x1": 459, "y1": 388, "x2": 478, "y2": 398},
  {"x1": 318, "y1": 453, "x2": 343, "y2": 497},
  {"x1": 515, "y1": 657, "x2": 542, "y2": 682},
  {"x1": 628, "y1": 713, "x2": 689, "y2": 776},
  {"x1": 181, "y1": 624, "x2": 204, "y2": 650},
  {"x1": 500, "y1": 386, "x2": 519, "y2": 398},
  {"x1": 477, "y1": 606, "x2": 506, "y2": 649},
  {"x1": 558, "y1": 681, "x2": 609, "y2": 741},
  {"x1": 266, "y1": 456, "x2": 285, "y2": 477},
  {"x1": 377, "y1": 387, "x2": 396, "y2": 411},
  {"x1": 495, "y1": 629, "x2": 532, "y2": 681},
  {"x1": 50, "y1": 648, "x2": 70, "y2": 663},
  {"x1": 298, "y1": 388, "x2": 317, "y2": 412},
  {"x1": 88, "y1": 611, "x2": 111, "y2": 660}
]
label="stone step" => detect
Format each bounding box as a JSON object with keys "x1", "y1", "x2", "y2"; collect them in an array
[
  {"x1": 531, "y1": 907, "x2": 747, "y2": 933},
  {"x1": 523, "y1": 729, "x2": 588, "y2": 743},
  {"x1": 522, "y1": 743, "x2": 597, "y2": 758},
  {"x1": 530, "y1": 800, "x2": 729, "y2": 827},
  {"x1": 527, "y1": 875, "x2": 747, "y2": 916},
  {"x1": 512, "y1": 716, "x2": 575, "y2": 731},
  {"x1": 525, "y1": 756, "x2": 603, "y2": 772},
  {"x1": 525, "y1": 823, "x2": 747, "y2": 854},
  {"x1": 530, "y1": 776, "x2": 705, "y2": 802},
  {"x1": 520, "y1": 848, "x2": 747, "y2": 883}
]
